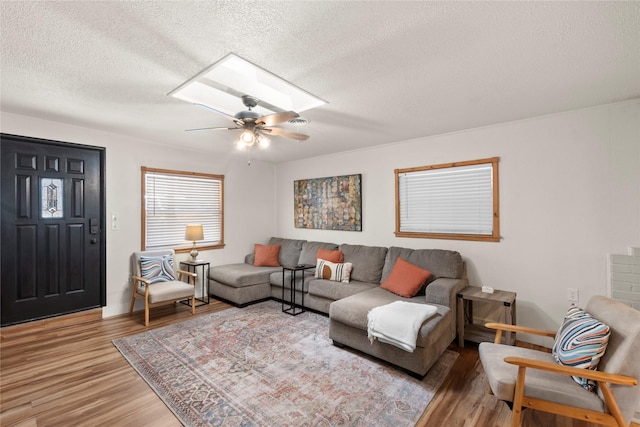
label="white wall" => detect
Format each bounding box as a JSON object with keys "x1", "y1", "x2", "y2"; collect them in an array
[
  {"x1": 274, "y1": 100, "x2": 640, "y2": 346},
  {"x1": 3, "y1": 100, "x2": 638, "y2": 338},
  {"x1": 1, "y1": 112, "x2": 277, "y2": 317}
]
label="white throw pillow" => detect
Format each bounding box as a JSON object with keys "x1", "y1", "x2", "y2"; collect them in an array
[{"x1": 315, "y1": 259, "x2": 353, "y2": 283}]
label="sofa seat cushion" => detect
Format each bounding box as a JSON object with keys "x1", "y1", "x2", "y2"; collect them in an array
[
  {"x1": 308, "y1": 278, "x2": 377, "y2": 301},
  {"x1": 209, "y1": 263, "x2": 280, "y2": 288},
  {"x1": 478, "y1": 342, "x2": 605, "y2": 413},
  {"x1": 136, "y1": 280, "x2": 194, "y2": 304},
  {"x1": 329, "y1": 287, "x2": 450, "y2": 349}
]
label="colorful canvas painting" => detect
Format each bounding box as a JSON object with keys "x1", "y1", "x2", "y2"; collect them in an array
[{"x1": 294, "y1": 174, "x2": 362, "y2": 231}]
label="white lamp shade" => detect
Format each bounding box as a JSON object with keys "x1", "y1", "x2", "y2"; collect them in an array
[{"x1": 185, "y1": 224, "x2": 204, "y2": 241}]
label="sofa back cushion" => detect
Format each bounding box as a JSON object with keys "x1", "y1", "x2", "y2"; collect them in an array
[
  {"x1": 381, "y1": 247, "x2": 463, "y2": 283},
  {"x1": 339, "y1": 244, "x2": 388, "y2": 283},
  {"x1": 298, "y1": 241, "x2": 339, "y2": 266},
  {"x1": 268, "y1": 237, "x2": 306, "y2": 267}
]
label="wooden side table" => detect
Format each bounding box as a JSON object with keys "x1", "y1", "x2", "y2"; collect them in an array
[{"x1": 456, "y1": 286, "x2": 516, "y2": 347}]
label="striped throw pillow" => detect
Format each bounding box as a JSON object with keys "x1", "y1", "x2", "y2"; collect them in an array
[
  {"x1": 140, "y1": 255, "x2": 176, "y2": 284},
  {"x1": 315, "y1": 259, "x2": 353, "y2": 283},
  {"x1": 552, "y1": 305, "x2": 611, "y2": 392}
]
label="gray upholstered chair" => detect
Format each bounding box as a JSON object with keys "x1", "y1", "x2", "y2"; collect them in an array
[
  {"x1": 129, "y1": 250, "x2": 196, "y2": 326},
  {"x1": 479, "y1": 295, "x2": 639, "y2": 427}
]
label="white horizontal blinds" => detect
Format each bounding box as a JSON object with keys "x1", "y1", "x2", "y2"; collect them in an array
[
  {"x1": 399, "y1": 163, "x2": 494, "y2": 235},
  {"x1": 145, "y1": 172, "x2": 222, "y2": 250}
]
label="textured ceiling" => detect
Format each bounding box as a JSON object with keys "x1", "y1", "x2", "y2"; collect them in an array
[{"x1": 1, "y1": 1, "x2": 639, "y2": 164}]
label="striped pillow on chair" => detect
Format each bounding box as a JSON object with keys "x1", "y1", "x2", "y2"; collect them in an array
[
  {"x1": 140, "y1": 255, "x2": 176, "y2": 284},
  {"x1": 552, "y1": 305, "x2": 611, "y2": 392}
]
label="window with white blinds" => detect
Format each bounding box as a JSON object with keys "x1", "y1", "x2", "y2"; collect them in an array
[
  {"x1": 395, "y1": 157, "x2": 499, "y2": 242},
  {"x1": 142, "y1": 167, "x2": 224, "y2": 251}
]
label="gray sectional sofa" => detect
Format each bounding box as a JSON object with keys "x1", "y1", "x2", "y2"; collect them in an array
[{"x1": 208, "y1": 237, "x2": 468, "y2": 376}]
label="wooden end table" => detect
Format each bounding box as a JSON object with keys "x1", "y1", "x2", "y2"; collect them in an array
[{"x1": 456, "y1": 286, "x2": 516, "y2": 347}]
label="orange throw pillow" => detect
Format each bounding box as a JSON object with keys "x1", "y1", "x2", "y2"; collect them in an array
[
  {"x1": 316, "y1": 248, "x2": 344, "y2": 263},
  {"x1": 253, "y1": 244, "x2": 281, "y2": 267},
  {"x1": 380, "y1": 258, "x2": 432, "y2": 298}
]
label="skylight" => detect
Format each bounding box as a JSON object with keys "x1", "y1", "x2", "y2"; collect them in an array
[{"x1": 169, "y1": 53, "x2": 326, "y2": 115}]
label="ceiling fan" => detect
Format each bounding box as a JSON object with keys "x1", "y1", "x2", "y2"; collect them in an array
[{"x1": 186, "y1": 95, "x2": 309, "y2": 149}]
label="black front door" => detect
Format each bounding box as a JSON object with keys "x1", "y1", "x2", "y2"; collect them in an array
[{"x1": 1, "y1": 134, "x2": 106, "y2": 326}]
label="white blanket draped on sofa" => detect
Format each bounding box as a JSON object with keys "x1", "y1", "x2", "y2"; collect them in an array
[{"x1": 367, "y1": 301, "x2": 438, "y2": 352}]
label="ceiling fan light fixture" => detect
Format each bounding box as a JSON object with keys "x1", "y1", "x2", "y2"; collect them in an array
[
  {"x1": 257, "y1": 133, "x2": 270, "y2": 148},
  {"x1": 183, "y1": 90, "x2": 311, "y2": 152},
  {"x1": 240, "y1": 129, "x2": 256, "y2": 145}
]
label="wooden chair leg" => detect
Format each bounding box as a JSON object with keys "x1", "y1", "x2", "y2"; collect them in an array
[
  {"x1": 129, "y1": 291, "x2": 136, "y2": 315},
  {"x1": 144, "y1": 304, "x2": 149, "y2": 327},
  {"x1": 191, "y1": 295, "x2": 196, "y2": 314},
  {"x1": 511, "y1": 366, "x2": 526, "y2": 427}
]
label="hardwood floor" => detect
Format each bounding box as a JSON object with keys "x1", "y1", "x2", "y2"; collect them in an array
[{"x1": 0, "y1": 300, "x2": 623, "y2": 426}]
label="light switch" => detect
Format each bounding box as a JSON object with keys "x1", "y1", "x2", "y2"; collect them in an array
[{"x1": 111, "y1": 211, "x2": 119, "y2": 231}]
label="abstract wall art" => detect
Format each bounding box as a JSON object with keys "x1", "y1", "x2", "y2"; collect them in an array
[{"x1": 294, "y1": 174, "x2": 362, "y2": 231}]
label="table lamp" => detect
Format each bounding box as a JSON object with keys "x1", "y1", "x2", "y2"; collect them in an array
[{"x1": 185, "y1": 224, "x2": 204, "y2": 261}]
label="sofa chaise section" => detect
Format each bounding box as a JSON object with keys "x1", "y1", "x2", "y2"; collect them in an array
[
  {"x1": 209, "y1": 237, "x2": 306, "y2": 306},
  {"x1": 329, "y1": 247, "x2": 467, "y2": 376},
  {"x1": 208, "y1": 262, "x2": 278, "y2": 306},
  {"x1": 330, "y1": 287, "x2": 455, "y2": 376}
]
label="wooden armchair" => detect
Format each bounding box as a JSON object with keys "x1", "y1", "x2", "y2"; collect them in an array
[
  {"x1": 129, "y1": 250, "x2": 197, "y2": 326},
  {"x1": 479, "y1": 295, "x2": 640, "y2": 427}
]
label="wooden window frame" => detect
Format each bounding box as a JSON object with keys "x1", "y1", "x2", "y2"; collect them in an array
[
  {"x1": 141, "y1": 167, "x2": 225, "y2": 252},
  {"x1": 394, "y1": 157, "x2": 500, "y2": 242}
]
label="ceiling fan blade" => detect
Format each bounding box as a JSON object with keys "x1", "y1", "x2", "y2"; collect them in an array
[
  {"x1": 195, "y1": 103, "x2": 245, "y2": 126},
  {"x1": 255, "y1": 111, "x2": 299, "y2": 127},
  {"x1": 185, "y1": 126, "x2": 238, "y2": 132},
  {"x1": 262, "y1": 127, "x2": 309, "y2": 141}
]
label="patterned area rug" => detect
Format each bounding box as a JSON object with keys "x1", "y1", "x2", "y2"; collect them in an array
[{"x1": 113, "y1": 301, "x2": 457, "y2": 426}]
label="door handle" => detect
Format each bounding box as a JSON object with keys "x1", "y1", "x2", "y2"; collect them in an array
[{"x1": 90, "y1": 238, "x2": 97, "y2": 244}]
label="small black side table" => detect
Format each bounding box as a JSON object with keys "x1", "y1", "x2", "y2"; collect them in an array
[
  {"x1": 180, "y1": 260, "x2": 210, "y2": 306},
  {"x1": 281, "y1": 264, "x2": 315, "y2": 316}
]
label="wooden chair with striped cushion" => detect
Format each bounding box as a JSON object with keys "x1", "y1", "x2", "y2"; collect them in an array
[
  {"x1": 479, "y1": 295, "x2": 639, "y2": 427},
  {"x1": 129, "y1": 250, "x2": 196, "y2": 326}
]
